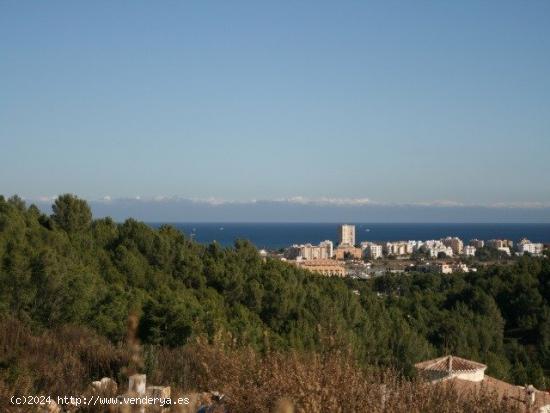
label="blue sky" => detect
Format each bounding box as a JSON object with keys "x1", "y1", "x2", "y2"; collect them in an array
[{"x1": 1, "y1": 1, "x2": 550, "y2": 220}]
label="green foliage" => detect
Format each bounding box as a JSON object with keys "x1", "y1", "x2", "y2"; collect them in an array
[
  {"x1": 475, "y1": 246, "x2": 511, "y2": 261},
  {"x1": 0, "y1": 194, "x2": 549, "y2": 388},
  {"x1": 366, "y1": 258, "x2": 550, "y2": 387},
  {"x1": 51, "y1": 193, "x2": 92, "y2": 232}
]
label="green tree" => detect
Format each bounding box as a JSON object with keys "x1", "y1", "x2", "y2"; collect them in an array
[{"x1": 51, "y1": 194, "x2": 92, "y2": 232}]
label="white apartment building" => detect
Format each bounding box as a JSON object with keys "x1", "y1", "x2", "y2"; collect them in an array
[
  {"x1": 361, "y1": 242, "x2": 383, "y2": 259},
  {"x1": 339, "y1": 224, "x2": 355, "y2": 246},
  {"x1": 469, "y1": 239, "x2": 485, "y2": 248},
  {"x1": 517, "y1": 238, "x2": 544, "y2": 256},
  {"x1": 487, "y1": 239, "x2": 514, "y2": 249},
  {"x1": 423, "y1": 240, "x2": 438, "y2": 249},
  {"x1": 319, "y1": 240, "x2": 334, "y2": 258},
  {"x1": 428, "y1": 244, "x2": 454, "y2": 258},
  {"x1": 384, "y1": 241, "x2": 414, "y2": 256},
  {"x1": 463, "y1": 245, "x2": 476, "y2": 257},
  {"x1": 497, "y1": 247, "x2": 511, "y2": 256},
  {"x1": 286, "y1": 240, "x2": 334, "y2": 260},
  {"x1": 421, "y1": 240, "x2": 452, "y2": 258},
  {"x1": 408, "y1": 240, "x2": 424, "y2": 251},
  {"x1": 442, "y1": 237, "x2": 464, "y2": 255},
  {"x1": 370, "y1": 244, "x2": 383, "y2": 259}
]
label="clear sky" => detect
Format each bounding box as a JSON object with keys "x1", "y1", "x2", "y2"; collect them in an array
[{"x1": 1, "y1": 1, "x2": 550, "y2": 216}]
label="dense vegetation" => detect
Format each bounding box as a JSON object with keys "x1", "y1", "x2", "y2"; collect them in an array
[
  {"x1": 0, "y1": 194, "x2": 549, "y2": 395},
  {"x1": 0, "y1": 318, "x2": 518, "y2": 413}
]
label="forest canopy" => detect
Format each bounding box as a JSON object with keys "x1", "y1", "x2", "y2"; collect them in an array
[{"x1": 0, "y1": 194, "x2": 549, "y2": 388}]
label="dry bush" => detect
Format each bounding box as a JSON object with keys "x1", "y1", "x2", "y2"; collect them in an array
[
  {"x1": 0, "y1": 317, "x2": 130, "y2": 411},
  {"x1": 0, "y1": 320, "x2": 520, "y2": 413},
  {"x1": 153, "y1": 340, "x2": 520, "y2": 413}
]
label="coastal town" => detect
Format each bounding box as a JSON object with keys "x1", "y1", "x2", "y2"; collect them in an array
[{"x1": 268, "y1": 224, "x2": 548, "y2": 278}]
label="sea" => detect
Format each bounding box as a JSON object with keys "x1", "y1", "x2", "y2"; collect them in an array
[{"x1": 149, "y1": 223, "x2": 550, "y2": 250}]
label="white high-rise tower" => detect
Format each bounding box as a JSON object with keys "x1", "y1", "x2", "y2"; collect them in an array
[{"x1": 338, "y1": 224, "x2": 355, "y2": 247}]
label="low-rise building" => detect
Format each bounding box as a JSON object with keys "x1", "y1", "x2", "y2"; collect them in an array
[
  {"x1": 517, "y1": 238, "x2": 544, "y2": 256},
  {"x1": 419, "y1": 262, "x2": 472, "y2": 274},
  {"x1": 415, "y1": 355, "x2": 550, "y2": 412},
  {"x1": 463, "y1": 245, "x2": 476, "y2": 257},
  {"x1": 294, "y1": 259, "x2": 346, "y2": 277},
  {"x1": 415, "y1": 355, "x2": 487, "y2": 383},
  {"x1": 453, "y1": 263, "x2": 470, "y2": 273},
  {"x1": 346, "y1": 261, "x2": 371, "y2": 278},
  {"x1": 416, "y1": 262, "x2": 453, "y2": 274},
  {"x1": 334, "y1": 245, "x2": 362, "y2": 260},
  {"x1": 438, "y1": 263, "x2": 453, "y2": 274}
]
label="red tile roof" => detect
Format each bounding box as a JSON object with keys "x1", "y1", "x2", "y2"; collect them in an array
[
  {"x1": 416, "y1": 355, "x2": 550, "y2": 410},
  {"x1": 445, "y1": 375, "x2": 550, "y2": 411}
]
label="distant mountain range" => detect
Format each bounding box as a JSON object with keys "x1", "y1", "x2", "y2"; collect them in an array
[{"x1": 28, "y1": 196, "x2": 550, "y2": 223}]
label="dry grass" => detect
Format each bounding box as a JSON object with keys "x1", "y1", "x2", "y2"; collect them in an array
[
  {"x1": 0, "y1": 317, "x2": 129, "y2": 411},
  {"x1": 160, "y1": 341, "x2": 519, "y2": 413},
  {"x1": 0, "y1": 318, "x2": 520, "y2": 412}
]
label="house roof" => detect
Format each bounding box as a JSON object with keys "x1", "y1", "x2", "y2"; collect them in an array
[
  {"x1": 415, "y1": 355, "x2": 550, "y2": 410},
  {"x1": 414, "y1": 355, "x2": 486, "y2": 372}
]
